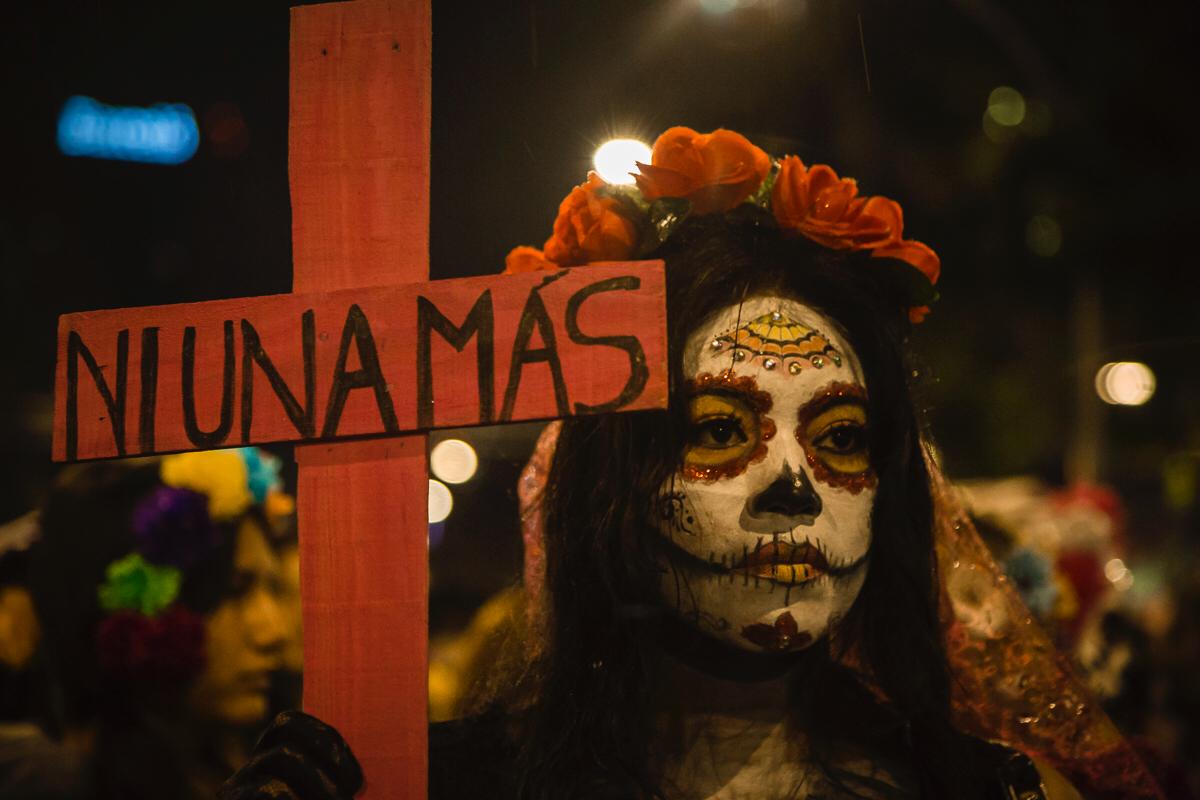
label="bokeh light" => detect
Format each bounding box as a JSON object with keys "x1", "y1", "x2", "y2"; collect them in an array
[
  {"x1": 57, "y1": 95, "x2": 199, "y2": 164},
  {"x1": 430, "y1": 439, "x2": 478, "y2": 484},
  {"x1": 593, "y1": 138, "x2": 652, "y2": 185},
  {"x1": 1095, "y1": 362, "x2": 1156, "y2": 406},
  {"x1": 1104, "y1": 558, "x2": 1135, "y2": 591},
  {"x1": 428, "y1": 479, "x2": 453, "y2": 523},
  {"x1": 987, "y1": 86, "x2": 1026, "y2": 127}
]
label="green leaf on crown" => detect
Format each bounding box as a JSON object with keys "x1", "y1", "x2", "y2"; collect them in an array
[
  {"x1": 749, "y1": 159, "x2": 782, "y2": 209},
  {"x1": 637, "y1": 197, "x2": 693, "y2": 257},
  {"x1": 596, "y1": 183, "x2": 650, "y2": 215}
]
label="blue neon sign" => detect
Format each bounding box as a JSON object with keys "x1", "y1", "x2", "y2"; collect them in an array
[{"x1": 57, "y1": 95, "x2": 200, "y2": 165}]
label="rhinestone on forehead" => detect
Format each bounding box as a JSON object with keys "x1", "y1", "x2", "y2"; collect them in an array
[{"x1": 707, "y1": 311, "x2": 844, "y2": 374}]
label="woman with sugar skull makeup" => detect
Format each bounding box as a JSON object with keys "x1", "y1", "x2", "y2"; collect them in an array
[{"x1": 223, "y1": 129, "x2": 1163, "y2": 800}]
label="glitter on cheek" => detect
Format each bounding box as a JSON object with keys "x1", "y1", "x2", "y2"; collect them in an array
[
  {"x1": 794, "y1": 381, "x2": 878, "y2": 494},
  {"x1": 686, "y1": 370, "x2": 772, "y2": 399},
  {"x1": 801, "y1": 449, "x2": 878, "y2": 494},
  {"x1": 681, "y1": 372, "x2": 777, "y2": 483},
  {"x1": 682, "y1": 432, "x2": 771, "y2": 482}
]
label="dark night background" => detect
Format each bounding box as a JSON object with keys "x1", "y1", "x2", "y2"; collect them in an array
[{"x1": 2, "y1": 0, "x2": 1199, "y2": 718}]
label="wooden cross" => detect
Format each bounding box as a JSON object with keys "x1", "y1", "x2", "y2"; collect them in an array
[{"x1": 50, "y1": 1, "x2": 668, "y2": 795}]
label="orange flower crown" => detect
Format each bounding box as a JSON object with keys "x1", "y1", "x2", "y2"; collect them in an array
[{"x1": 505, "y1": 127, "x2": 941, "y2": 324}]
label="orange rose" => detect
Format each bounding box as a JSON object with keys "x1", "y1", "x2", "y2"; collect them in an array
[
  {"x1": 873, "y1": 239, "x2": 941, "y2": 286},
  {"x1": 772, "y1": 157, "x2": 892, "y2": 249},
  {"x1": 861, "y1": 197, "x2": 941, "y2": 284},
  {"x1": 504, "y1": 245, "x2": 558, "y2": 275},
  {"x1": 908, "y1": 305, "x2": 931, "y2": 324},
  {"x1": 542, "y1": 172, "x2": 638, "y2": 266},
  {"x1": 634, "y1": 127, "x2": 771, "y2": 215},
  {"x1": 772, "y1": 156, "x2": 941, "y2": 286}
]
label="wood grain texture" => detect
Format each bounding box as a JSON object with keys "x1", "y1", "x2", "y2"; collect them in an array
[
  {"x1": 296, "y1": 437, "x2": 428, "y2": 798},
  {"x1": 289, "y1": 0, "x2": 430, "y2": 289},
  {"x1": 51, "y1": 264, "x2": 668, "y2": 461},
  {"x1": 290, "y1": 2, "x2": 430, "y2": 797}
]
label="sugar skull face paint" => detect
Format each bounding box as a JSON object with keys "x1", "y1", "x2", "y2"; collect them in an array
[
  {"x1": 796, "y1": 382, "x2": 877, "y2": 495},
  {"x1": 709, "y1": 310, "x2": 845, "y2": 373},
  {"x1": 654, "y1": 296, "x2": 875, "y2": 653},
  {"x1": 680, "y1": 371, "x2": 777, "y2": 482}
]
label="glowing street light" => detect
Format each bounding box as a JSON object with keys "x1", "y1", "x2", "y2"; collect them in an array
[
  {"x1": 430, "y1": 439, "x2": 478, "y2": 484},
  {"x1": 428, "y1": 479, "x2": 453, "y2": 523},
  {"x1": 1104, "y1": 558, "x2": 1134, "y2": 591},
  {"x1": 593, "y1": 138, "x2": 652, "y2": 185},
  {"x1": 987, "y1": 86, "x2": 1026, "y2": 127},
  {"x1": 1095, "y1": 362, "x2": 1156, "y2": 406}
]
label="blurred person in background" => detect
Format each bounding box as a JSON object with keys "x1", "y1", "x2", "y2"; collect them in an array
[
  {"x1": 29, "y1": 448, "x2": 292, "y2": 800},
  {"x1": 0, "y1": 512, "x2": 41, "y2": 722},
  {"x1": 265, "y1": 526, "x2": 303, "y2": 718},
  {"x1": 966, "y1": 479, "x2": 1196, "y2": 798},
  {"x1": 0, "y1": 511, "x2": 88, "y2": 800},
  {"x1": 1163, "y1": 567, "x2": 1200, "y2": 797},
  {"x1": 427, "y1": 587, "x2": 527, "y2": 723},
  {"x1": 963, "y1": 478, "x2": 1127, "y2": 651}
]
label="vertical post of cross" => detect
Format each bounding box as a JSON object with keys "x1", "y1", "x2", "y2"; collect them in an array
[{"x1": 289, "y1": 1, "x2": 431, "y2": 796}]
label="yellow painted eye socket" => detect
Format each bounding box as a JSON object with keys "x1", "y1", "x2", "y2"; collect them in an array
[
  {"x1": 803, "y1": 402, "x2": 870, "y2": 474},
  {"x1": 684, "y1": 393, "x2": 760, "y2": 468}
]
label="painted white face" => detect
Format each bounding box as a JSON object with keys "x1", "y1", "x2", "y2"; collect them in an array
[{"x1": 654, "y1": 295, "x2": 875, "y2": 653}]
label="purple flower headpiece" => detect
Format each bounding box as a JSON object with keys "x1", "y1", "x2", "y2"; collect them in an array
[{"x1": 131, "y1": 485, "x2": 222, "y2": 570}]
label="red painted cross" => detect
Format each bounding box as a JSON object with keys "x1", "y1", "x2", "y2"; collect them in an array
[{"x1": 50, "y1": 1, "x2": 668, "y2": 795}]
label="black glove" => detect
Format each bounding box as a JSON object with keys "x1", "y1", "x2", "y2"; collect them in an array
[{"x1": 219, "y1": 710, "x2": 363, "y2": 800}]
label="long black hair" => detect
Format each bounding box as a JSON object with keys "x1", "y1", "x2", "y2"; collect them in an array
[{"x1": 513, "y1": 209, "x2": 983, "y2": 798}]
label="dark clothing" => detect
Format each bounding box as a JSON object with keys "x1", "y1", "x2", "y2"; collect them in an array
[
  {"x1": 429, "y1": 715, "x2": 519, "y2": 799},
  {"x1": 428, "y1": 714, "x2": 1046, "y2": 800},
  {"x1": 223, "y1": 710, "x2": 1048, "y2": 799},
  {"x1": 0, "y1": 723, "x2": 88, "y2": 800}
]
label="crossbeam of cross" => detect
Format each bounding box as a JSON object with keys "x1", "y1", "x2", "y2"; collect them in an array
[{"x1": 50, "y1": 1, "x2": 668, "y2": 795}]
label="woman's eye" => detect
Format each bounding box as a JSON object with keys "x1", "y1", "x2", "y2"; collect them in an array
[
  {"x1": 695, "y1": 417, "x2": 748, "y2": 448},
  {"x1": 815, "y1": 422, "x2": 866, "y2": 454}
]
